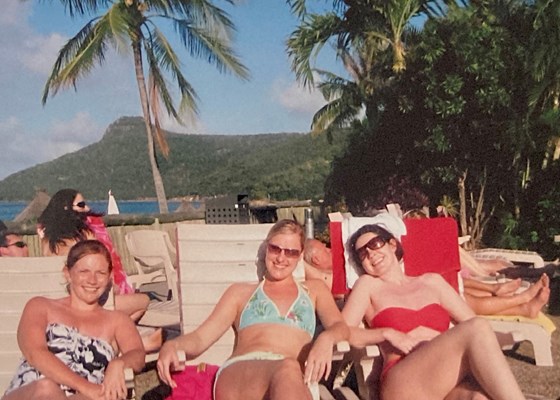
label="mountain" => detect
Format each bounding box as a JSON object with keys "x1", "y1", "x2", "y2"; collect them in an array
[{"x1": 0, "y1": 117, "x2": 348, "y2": 201}]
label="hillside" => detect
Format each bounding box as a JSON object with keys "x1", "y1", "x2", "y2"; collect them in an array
[{"x1": 0, "y1": 117, "x2": 348, "y2": 201}]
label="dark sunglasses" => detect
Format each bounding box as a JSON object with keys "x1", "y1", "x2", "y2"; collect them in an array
[
  {"x1": 356, "y1": 236, "x2": 387, "y2": 261},
  {"x1": 7, "y1": 241, "x2": 27, "y2": 248},
  {"x1": 267, "y1": 243, "x2": 301, "y2": 258},
  {"x1": 73, "y1": 201, "x2": 87, "y2": 209}
]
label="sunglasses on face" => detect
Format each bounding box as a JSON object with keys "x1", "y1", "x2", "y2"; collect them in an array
[
  {"x1": 267, "y1": 243, "x2": 302, "y2": 258},
  {"x1": 73, "y1": 201, "x2": 87, "y2": 209},
  {"x1": 7, "y1": 241, "x2": 27, "y2": 248},
  {"x1": 356, "y1": 236, "x2": 387, "y2": 261}
]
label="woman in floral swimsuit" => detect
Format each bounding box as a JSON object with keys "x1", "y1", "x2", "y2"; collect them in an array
[{"x1": 2, "y1": 240, "x2": 145, "y2": 400}]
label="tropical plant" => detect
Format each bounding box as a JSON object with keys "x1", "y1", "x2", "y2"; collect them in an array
[
  {"x1": 286, "y1": 0, "x2": 441, "y2": 135},
  {"x1": 42, "y1": 0, "x2": 249, "y2": 213}
]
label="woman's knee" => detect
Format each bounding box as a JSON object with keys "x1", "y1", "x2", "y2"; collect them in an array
[
  {"x1": 30, "y1": 379, "x2": 65, "y2": 399},
  {"x1": 461, "y1": 317, "x2": 493, "y2": 336}
]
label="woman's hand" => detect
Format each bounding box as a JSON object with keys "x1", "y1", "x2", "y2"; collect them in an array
[
  {"x1": 79, "y1": 381, "x2": 106, "y2": 400},
  {"x1": 101, "y1": 359, "x2": 127, "y2": 400},
  {"x1": 304, "y1": 334, "x2": 334, "y2": 385},
  {"x1": 408, "y1": 325, "x2": 441, "y2": 344},
  {"x1": 157, "y1": 340, "x2": 181, "y2": 388},
  {"x1": 383, "y1": 329, "x2": 420, "y2": 355}
]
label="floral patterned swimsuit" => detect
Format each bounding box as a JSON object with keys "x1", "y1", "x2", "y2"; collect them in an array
[
  {"x1": 238, "y1": 280, "x2": 316, "y2": 338},
  {"x1": 5, "y1": 322, "x2": 115, "y2": 396}
]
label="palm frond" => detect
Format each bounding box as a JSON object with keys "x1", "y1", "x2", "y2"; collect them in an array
[
  {"x1": 42, "y1": 16, "x2": 108, "y2": 103},
  {"x1": 148, "y1": 72, "x2": 170, "y2": 157},
  {"x1": 286, "y1": 12, "x2": 344, "y2": 88},
  {"x1": 170, "y1": 18, "x2": 249, "y2": 79},
  {"x1": 143, "y1": 26, "x2": 199, "y2": 120},
  {"x1": 46, "y1": 0, "x2": 111, "y2": 17},
  {"x1": 149, "y1": 0, "x2": 236, "y2": 38}
]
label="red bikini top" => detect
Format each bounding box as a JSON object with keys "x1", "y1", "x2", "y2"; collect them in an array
[{"x1": 370, "y1": 303, "x2": 450, "y2": 333}]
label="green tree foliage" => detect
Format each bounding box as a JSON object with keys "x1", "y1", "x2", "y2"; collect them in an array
[{"x1": 325, "y1": 1, "x2": 560, "y2": 252}]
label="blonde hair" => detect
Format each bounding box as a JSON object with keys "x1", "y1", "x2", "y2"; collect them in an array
[{"x1": 266, "y1": 219, "x2": 305, "y2": 250}]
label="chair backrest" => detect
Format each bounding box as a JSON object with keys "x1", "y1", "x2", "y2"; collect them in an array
[
  {"x1": 329, "y1": 215, "x2": 461, "y2": 292},
  {"x1": 125, "y1": 230, "x2": 178, "y2": 297},
  {"x1": 401, "y1": 218, "x2": 461, "y2": 290},
  {"x1": 0, "y1": 256, "x2": 67, "y2": 392},
  {"x1": 175, "y1": 223, "x2": 305, "y2": 366}
]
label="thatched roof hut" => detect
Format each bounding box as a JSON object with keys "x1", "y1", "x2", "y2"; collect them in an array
[{"x1": 13, "y1": 189, "x2": 51, "y2": 223}]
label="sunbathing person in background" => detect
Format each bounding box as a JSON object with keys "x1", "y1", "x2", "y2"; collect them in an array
[
  {"x1": 157, "y1": 219, "x2": 349, "y2": 400},
  {"x1": 303, "y1": 238, "x2": 334, "y2": 291},
  {"x1": 0, "y1": 231, "x2": 29, "y2": 257},
  {"x1": 404, "y1": 209, "x2": 550, "y2": 319},
  {"x1": 2, "y1": 240, "x2": 145, "y2": 400},
  {"x1": 37, "y1": 188, "x2": 161, "y2": 352},
  {"x1": 342, "y1": 223, "x2": 526, "y2": 400}
]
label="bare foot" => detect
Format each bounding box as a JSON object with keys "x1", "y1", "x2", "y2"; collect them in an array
[
  {"x1": 518, "y1": 278, "x2": 544, "y2": 303},
  {"x1": 495, "y1": 278, "x2": 522, "y2": 296},
  {"x1": 521, "y1": 287, "x2": 551, "y2": 318},
  {"x1": 540, "y1": 273, "x2": 550, "y2": 288}
]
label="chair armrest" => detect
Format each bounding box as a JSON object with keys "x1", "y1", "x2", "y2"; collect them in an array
[
  {"x1": 175, "y1": 350, "x2": 187, "y2": 371},
  {"x1": 333, "y1": 340, "x2": 350, "y2": 361},
  {"x1": 124, "y1": 367, "x2": 135, "y2": 399}
]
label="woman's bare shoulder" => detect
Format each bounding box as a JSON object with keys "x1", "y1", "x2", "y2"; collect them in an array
[
  {"x1": 417, "y1": 272, "x2": 448, "y2": 287},
  {"x1": 223, "y1": 282, "x2": 259, "y2": 299}
]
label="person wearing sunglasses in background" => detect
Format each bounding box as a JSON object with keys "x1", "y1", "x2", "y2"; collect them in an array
[
  {"x1": 0, "y1": 231, "x2": 29, "y2": 257},
  {"x1": 157, "y1": 219, "x2": 349, "y2": 400},
  {"x1": 37, "y1": 188, "x2": 162, "y2": 353},
  {"x1": 342, "y1": 221, "x2": 526, "y2": 400}
]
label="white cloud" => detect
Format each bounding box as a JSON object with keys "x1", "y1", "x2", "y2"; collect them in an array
[
  {"x1": 0, "y1": 112, "x2": 103, "y2": 179},
  {"x1": 20, "y1": 33, "x2": 67, "y2": 75},
  {"x1": 50, "y1": 112, "x2": 101, "y2": 145},
  {"x1": 0, "y1": 0, "x2": 30, "y2": 27},
  {"x1": 271, "y1": 78, "x2": 326, "y2": 114}
]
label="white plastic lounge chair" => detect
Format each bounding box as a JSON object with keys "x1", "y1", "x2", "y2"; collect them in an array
[
  {"x1": 175, "y1": 223, "x2": 349, "y2": 400},
  {"x1": 126, "y1": 230, "x2": 181, "y2": 328},
  {"x1": 125, "y1": 229, "x2": 177, "y2": 296},
  {"x1": 329, "y1": 214, "x2": 556, "y2": 400},
  {"x1": 0, "y1": 256, "x2": 135, "y2": 397}
]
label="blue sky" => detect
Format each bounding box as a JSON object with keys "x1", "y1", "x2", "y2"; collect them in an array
[{"x1": 0, "y1": 0, "x2": 337, "y2": 179}]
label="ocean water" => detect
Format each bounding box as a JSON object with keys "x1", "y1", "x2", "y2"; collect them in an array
[{"x1": 0, "y1": 200, "x2": 181, "y2": 222}]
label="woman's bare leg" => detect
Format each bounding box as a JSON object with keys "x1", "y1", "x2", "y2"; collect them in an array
[
  {"x1": 2, "y1": 379, "x2": 67, "y2": 400},
  {"x1": 114, "y1": 293, "x2": 150, "y2": 322},
  {"x1": 142, "y1": 327, "x2": 163, "y2": 353},
  {"x1": 464, "y1": 276, "x2": 547, "y2": 316},
  {"x1": 380, "y1": 317, "x2": 524, "y2": 400},
  {"x1": 444, "y1": 375, "x2": 490, "y2": 400},
  {"x1": 215, "y1": 359, "x2": 312, "y2": 400}
]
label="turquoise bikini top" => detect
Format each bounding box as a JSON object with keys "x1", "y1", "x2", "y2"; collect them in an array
[{"x1": 238, "y1": 280, "x2": 316, "y2": 338}]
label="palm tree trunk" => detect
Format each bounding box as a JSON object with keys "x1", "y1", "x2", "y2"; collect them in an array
[{"x1": 132, "y1": 40, "x2": 169, "y2": 214}]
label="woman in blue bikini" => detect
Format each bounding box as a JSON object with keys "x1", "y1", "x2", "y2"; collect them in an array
[
  {"x1": 3, "y1": 240, "x2": 145, "y2": 400},
  {"x1": 342, "y1": 223, "x2": 526, "y2": 400},
  {"x1": 157, "y1": 219, "x2": 349, "y2": 400}
]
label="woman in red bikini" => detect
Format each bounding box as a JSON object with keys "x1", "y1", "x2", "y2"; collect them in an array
[{"x1": 342, "y1": 223, "x2": 526, "y2": 400}]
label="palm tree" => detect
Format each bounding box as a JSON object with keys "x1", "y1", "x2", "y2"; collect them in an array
[
  {"x1": 42, "y1": 0, "x2": 249, "y2": 213},
  {"x1": 286, "y1": 1, "x2": 468, "y2": 135}
]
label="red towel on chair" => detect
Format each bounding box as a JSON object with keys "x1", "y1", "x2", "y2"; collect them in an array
[{"x1": 401, "y1": 218, "x2": 461, "y2": 291}]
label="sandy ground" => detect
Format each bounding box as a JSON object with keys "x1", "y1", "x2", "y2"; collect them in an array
[{"x1": 133, "y1": 313, "x2": 560, "y2": 400}]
